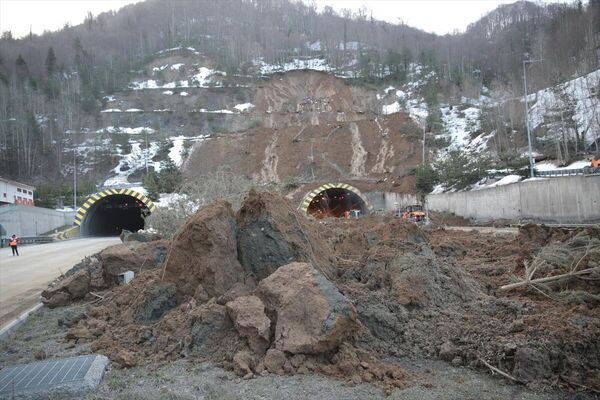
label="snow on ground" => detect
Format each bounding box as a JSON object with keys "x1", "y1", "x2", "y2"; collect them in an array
[
  {"x1": 129, "y1": 67, "x2": 224, "y2": 90},
  {"x1": 440, "y1": 106, "x2": 481, "y2": 148},
  {"x1": 180, "y1": 92, "x2": 189, "y2": 97},
  {"x1": 96, "y1": 127, "x2": 156, "y2": 135},
  {"x1": 527, "y1": 69, "x2": 600, "y2": 147},
  {"x1": 484, "y1": 175, "x2": 522, "y2": 188},
  {"x1": 255, "y1": 57, "x2": 333, "y2": 75},
  {"x1": 234, "y1": 103, "x2": 255, "y2": 112},
  {"x1": 163, "y1": 90, "x2": 173, "y2": 95},
  {"x1": 382, "y1": 102, "x2": 401, "y2": 115},
  {"x1": 101, "y1": 109, "x2": 122, "y2": 113},
  {"x1": 156, "y1": 46, "x2": 200, "y2": 56},
  {"x1": 191, "y1": 67, "x2": 225, "y2": 86},
  {"x1": 153, "y1": 65, "x2": 168, "y2": 73},
  {"x1": 103, "y1": 140, "x2": 160, "y2": 186},
  {"x1": 126, "y1": 108, "x2": 144, "y2": 113},
  {"x1": 306, "y1": 41, "x2": 321, "y2": 51},
  {"x1": 535, "y1": 160, "x2": 591, "y2": 171},
  {"x1": 171, "y1": 63, "x2": 185, "y2": 70}
]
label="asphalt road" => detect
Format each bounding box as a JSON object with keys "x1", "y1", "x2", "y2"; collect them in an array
[{"x1": 0, "y1": 237, "x2": 120, "y2": 329}]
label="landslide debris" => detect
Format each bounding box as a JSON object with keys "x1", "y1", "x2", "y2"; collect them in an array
[
  {"x1": 51, "y1": 195, "x2": 599, "y2": 393},
  {"x1": 42, "y1": 239, "x2": 168, "y2": 308}
]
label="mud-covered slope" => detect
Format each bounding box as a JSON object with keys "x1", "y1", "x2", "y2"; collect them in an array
[{"x1": 184, "y1": 71, "x2": 422, "y2": 184}]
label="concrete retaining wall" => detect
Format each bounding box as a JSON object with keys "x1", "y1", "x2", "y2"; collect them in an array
[
  {"x1": 365, "y1": 191, "x2": 417, "y2": 213},
  {"x1": 0, "y1": 205, "x2": 75, "y2": 237},
  {"x1": 426, "y1": 175, "x2": 600, "y2": 224}
]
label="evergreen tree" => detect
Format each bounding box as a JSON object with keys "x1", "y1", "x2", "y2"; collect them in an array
[{"x1": 45, "y1": 47, "x2": 57, "y2": 75}]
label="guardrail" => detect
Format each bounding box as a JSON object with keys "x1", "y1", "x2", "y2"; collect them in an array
[
  {"x1": 536, "y1": 168, "x2": 584, "y2": 177},
  {"x1": 0, "y1": 236, "x2": 54, "y2": 248}
]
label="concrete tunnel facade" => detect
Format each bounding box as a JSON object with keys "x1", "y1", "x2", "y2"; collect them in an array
[
  {"x1": 298, "y1": 183, "x2": 373, "y2": 218},
  {"x1": 75, "y1": 189, "x2": 156, "y2": 236}
]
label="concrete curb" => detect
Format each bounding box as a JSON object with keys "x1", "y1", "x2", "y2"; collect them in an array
[{"x1": 0, "y1": 303, "x2": 44, "y2": 339}]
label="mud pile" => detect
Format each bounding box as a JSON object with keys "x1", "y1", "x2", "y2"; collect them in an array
[
  {"x1": 42, "y1": 240, "x2": 168, "y2": 308},
  {"x1": 66, "y1": 190, "x2": 409, "y2": 389},
  {"x1": 57, "y1": 199, "x2": 599, "y2": 393}
]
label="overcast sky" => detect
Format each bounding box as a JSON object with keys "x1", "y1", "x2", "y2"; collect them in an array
[{"x1": 0, "y1": 0, "x2": 563, "y2": 38}]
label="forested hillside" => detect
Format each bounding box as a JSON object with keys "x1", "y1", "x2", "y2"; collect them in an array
[{"x1": 0, "y1": 0, "x2": 598, "y2": 193}]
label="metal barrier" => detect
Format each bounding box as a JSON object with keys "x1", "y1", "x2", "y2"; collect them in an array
[
  {"x1": 536, "y1": 168, "x2": 584, "y2": 177},
  {"x1": 0, "y1": 236, "x2": 54, "y2": 247}
]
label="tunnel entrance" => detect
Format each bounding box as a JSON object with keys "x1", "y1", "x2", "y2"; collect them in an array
[
  {"x1": 300, "y1": 184, "x2": 371, "y2": 219},
  {"x1": 75, "y1": 189, "x2": 156, "y2": 236}
]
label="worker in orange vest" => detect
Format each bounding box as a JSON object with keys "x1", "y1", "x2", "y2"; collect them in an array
[{"x1": 9, "y1": 234, "x2": 19, "y2": 256}]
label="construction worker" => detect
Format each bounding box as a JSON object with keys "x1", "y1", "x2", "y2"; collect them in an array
[{"x1": 9, "y1": 234, "x2": 19, "y2": 256}]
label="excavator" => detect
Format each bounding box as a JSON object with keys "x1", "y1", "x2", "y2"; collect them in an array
[
  {"x1": 400, "y1": 205, "x2": 428, "y2": 223},
  {"x1": 584, "y1": 158, "x2": 600, "y2": 175}
]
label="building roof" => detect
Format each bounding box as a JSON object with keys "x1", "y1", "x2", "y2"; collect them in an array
[{"x1": 0, "y1": 177, "x2": 36, "y2": 191}]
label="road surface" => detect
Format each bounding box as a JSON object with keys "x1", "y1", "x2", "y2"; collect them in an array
[
  {"x1": 444, "y1": 226, "x2": 518, "y2": 236},
  {"x1": 0, "y1": 237, "x2": 120, "y2": 329}
]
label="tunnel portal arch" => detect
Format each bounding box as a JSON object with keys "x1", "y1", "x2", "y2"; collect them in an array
[
  {"x1": 299, "y1": 183, "x2": 373, "y2": 219},
  {"x1": 75, "y1": 188, "x2": 156, "y2": 236}
]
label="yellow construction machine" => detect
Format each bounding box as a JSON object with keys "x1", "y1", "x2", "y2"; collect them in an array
[{"x1": 400, "y1": 205, "x2": 428, "y2": 223}]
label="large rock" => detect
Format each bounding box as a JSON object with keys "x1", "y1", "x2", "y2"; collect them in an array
[
  {"x1": 236, "y1": 190, "x2": 335, "y2": 281},
  {"x1": 99, "y1": 240, "x2": 168, "y2": 287},
  {"x1": 42, "y1": 270, "x2": 91, "y2": 308},
  {"x1": 190, "y1": 300, "x2": 233, "y2": 351},
  {"x1": 226, "y1": 295, "x2": 271, "y2": 354},
  {"x1": 162, "y1": 201, "x2": 245, "y2": 298},
  {"x1": 255, "y1": 262, "x2": 359, "y2": 354}
]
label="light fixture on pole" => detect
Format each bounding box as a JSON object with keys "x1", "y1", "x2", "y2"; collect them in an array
[
  {"x1": 522, "y1": 56, "x2": 543, "y2": 178},
  {"x1": 73, "y1": 147, "x2": 77, "y2": 211}
]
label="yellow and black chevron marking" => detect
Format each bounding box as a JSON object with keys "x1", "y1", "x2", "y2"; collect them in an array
[
  {"x1": 52, "y1": 226, "x2": 80, "y2": 241},
  {"x1": 298, "y1": 182, "x2": 373, "y2": 214},
  {"x1": 74, "y1": 188, "x2": 156, "y2": 226}
]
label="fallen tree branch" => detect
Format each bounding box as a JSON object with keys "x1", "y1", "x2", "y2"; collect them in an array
[
  {"x1": 89, "y1": 292, "x2": 104, "y2": 300},
  {"x1": 500, "y1": 266, "x2": 600, "y2": 291},
  {"x1": 478, "y1": 357, "x2": 522, "y2": 383}
]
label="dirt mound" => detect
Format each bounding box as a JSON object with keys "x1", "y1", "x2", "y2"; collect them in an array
[
  {"x1": 100, "y1": 240, "x2": 169, "y2": 286},
  {"x1": 236, "y1": 189, "x2": 335, "y2": 280},
  {"x1": 57, "y1": 199, "x2": 600, "y2": 393},
  {"x1": 162, "y1": 200, "x2": 245, "y2": 299},
  {"x1": 42, "y1": 240, "x2": 168, "y2": 307}
]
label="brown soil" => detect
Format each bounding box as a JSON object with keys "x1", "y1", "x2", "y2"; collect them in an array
[
  {"x1": 184, "y1": 71, "x2": 422, "y2": 186},
  {"x1": 53, "y1": 195, "x2": 600, "y2": 394}
]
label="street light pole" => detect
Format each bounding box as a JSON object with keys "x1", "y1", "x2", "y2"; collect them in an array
[
  {"x1": 522, "y1": 58, "x2": 543, "y2": 178},
  {"x1": 73, "y1": 148, "x2": 77, "y2": 210}
]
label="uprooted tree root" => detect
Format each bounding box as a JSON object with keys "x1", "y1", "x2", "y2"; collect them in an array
[{"x1": 502, "y1": 230, "x2": 600, "y2": 304}]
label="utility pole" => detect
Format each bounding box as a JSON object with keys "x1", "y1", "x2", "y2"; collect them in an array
[
  {"x1": 523, "y1": 57, "x2": 543, "y2": 178},
  {"x1": 422, "y1": 123, "x2": 426, "y2": 164},
  {"x1": 145, "y1": 131, "x2": 149, "y2": 175},
  {"x1": 73, "y1": 148, "x2": 77, "y2": 210}
]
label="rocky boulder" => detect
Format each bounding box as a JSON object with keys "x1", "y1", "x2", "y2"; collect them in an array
[
  {"x1": 162, "y1": 200, "x2": 245, "y2": 298},
  {"x1": 236, "y1": 190, "x2": 335, "y2": 281},
  {"x1": 226, "y1": 295, "x2": 271, "y2": 354},
  {"x1": 255, "y1": 262, "x2": 359, "y2": 354}
]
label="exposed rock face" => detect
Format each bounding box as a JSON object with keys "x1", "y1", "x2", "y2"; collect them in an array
[
  {"x1": 236, "y1": 190, "x2": 335, "y2": 281},
  {"x1": 226, "y1": 295, "x2": 271, "y2": 354},
  {"x1": 255, "y1": 262, "x2": 359, "y2": 354},
  {"x1": 132, "y1": 284, "x2": 178, "y2": 325},
  {"x1": 162, "y1": 200, "x2": 245, "y2": 298},
  {"x1": 190, "y1": 300, "x2": 233, "y2": 352}
]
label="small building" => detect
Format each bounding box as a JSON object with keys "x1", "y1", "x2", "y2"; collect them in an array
[{"x1": 0, "y1": 177, "x2": 35, "y2": 206}]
